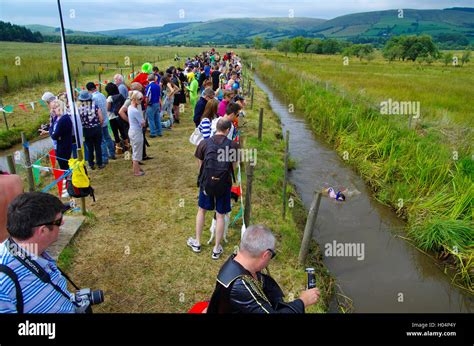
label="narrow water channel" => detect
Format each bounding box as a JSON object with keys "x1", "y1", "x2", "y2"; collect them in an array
[{"x1": 253, "y1": 74, "x2": 472, "y2": 313}]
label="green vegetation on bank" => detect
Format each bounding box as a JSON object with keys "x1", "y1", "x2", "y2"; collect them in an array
[{"x1": 242, "y1": 50, "x2": 473, "y2": 291}]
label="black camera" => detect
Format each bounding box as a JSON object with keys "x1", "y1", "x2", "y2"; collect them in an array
[{"x1": 74, "y1": 288, "x2": 104, "y2": 313}]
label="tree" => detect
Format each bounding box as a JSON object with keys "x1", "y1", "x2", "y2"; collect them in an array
[
  {"x1": 343, "y1": 44, "x2": 374, "y2": 61},
  {"x1": 382, "y1": 35, "x2": 439, "y2": 62},
  {"x1": 321, "y1": 39, "x2": 342, "y2": 54},
  {"x1": 290, "y1": 36, "x2": 307, "y2": 56},
  {"x1": 262, "y1": 39, "x2": 273, "y2": 50},
  {"x1": 442, "y1": 52, "x2": 453, "y2": 66},
  {"x1": 276, "y1": 39, "x2": 291, "y2": 56},
  {"x1": 461, "y1": 50, "x2": 471, "y2": 66},
  {"x1": 253, "y1": 36, "x2": 263, "y2": 50}
]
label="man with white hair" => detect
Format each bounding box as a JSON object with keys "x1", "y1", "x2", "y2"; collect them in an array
[
  {"x1": 114, "y1": 74, "x2": 129, "y2": 99},
  {"x1": 207, "y1": 225, "x2": 320, "y2": 313}
]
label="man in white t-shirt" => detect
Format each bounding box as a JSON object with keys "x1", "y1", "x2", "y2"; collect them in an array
[{"x1": 210, "y1": 102, "x2": 241, "y2": 140}]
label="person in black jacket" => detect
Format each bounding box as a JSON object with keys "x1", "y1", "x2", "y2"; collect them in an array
[
  {"x1": 207, "y1": 224, "x2": 320, "y2": 313},
  {"x1": 50, "y1": 99, "x2": 72, "y2": 171}
]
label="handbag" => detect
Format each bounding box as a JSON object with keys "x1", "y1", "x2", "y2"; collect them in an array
[{"x1": 189, "y1": 127, "x2": 203, "y2": 145}]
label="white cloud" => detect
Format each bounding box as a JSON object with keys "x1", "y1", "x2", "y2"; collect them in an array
[{"x1": 0, "y1": 0, "x2": 472, "y2": 31}]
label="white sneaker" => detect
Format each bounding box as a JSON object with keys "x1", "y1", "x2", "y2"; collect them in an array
[
  {"x1": 212, "y1": 245, "x2": 223, "y2": 260},
  {"x1": 187, "y1": 237, "x2": 201, "y2": 253}
]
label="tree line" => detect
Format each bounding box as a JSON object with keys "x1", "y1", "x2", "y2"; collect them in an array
[
  {"x1": 43, "y1": 35, "x2": 142, "y2": 46},
  {"x1": 254, "y1": 35, "x2": 472, "y2": 65},
  {"x1": 0, "y1": 21, "x2": 43, "y2": 42}
]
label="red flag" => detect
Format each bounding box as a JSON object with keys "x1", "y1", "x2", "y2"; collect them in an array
[
  {"x1": 49, "y1": 149, "x2": 56, "y2": 168},
  {"x1": 104, "y1": 80, "x2": 108, "y2": 84},
  {"x1": 53, "y1": 168, "x2": 65, "y2": 198},
  {"x1": 18, "y1": 103, "x2": 29, "y2": 112}
]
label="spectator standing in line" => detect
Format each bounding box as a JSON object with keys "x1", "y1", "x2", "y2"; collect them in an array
[
  {"x1": 127, "y1": 91, "x2": 146, "y2": 177},
  {"x1": 187, "y1": 72, "x2": 199, "y2": 112},
  {"x1": 145, "y1": 74, "x2": 162, "y2": 138},
  {"x1": 77, "y1": 90, "x2": 104, "y2": 170},
  {"x1": 50, "y1": 99, "x2": 73, "y2": 171},
  {"x1": 114, "y1": 74, "x2": 129, "y2": 100},
  {"x1": 193, "y1": 88, "x2": 215, "y2": 127},
  {"x1": 86, "y1": 82, "x2": 116, "y2": 164},
  {"x1": 198, "y1": 98, "x2": 218, "y2": 140},
  {"x1": 188, "y1": 118, "x2": 239, "y2": 260},
  {"x1": 105, "y1": 83, "x2": 128, "y2": 154}
]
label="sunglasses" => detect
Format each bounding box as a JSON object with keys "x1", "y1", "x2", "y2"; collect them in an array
[
  {"x1": 267, "y1": 248, "x2": 276, "y2": 259},
  {"x1": 34, "y1": 215, "x2": 63, "y2": 228}
]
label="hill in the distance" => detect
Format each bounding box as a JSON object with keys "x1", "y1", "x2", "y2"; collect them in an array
[{"x1": 25, "y1": 7, "x2": 474, "y2": 45}]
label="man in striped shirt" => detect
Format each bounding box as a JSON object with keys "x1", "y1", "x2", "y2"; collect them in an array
[{"x1": 0, "y1": 192, "x2": 76, "y2": 313}]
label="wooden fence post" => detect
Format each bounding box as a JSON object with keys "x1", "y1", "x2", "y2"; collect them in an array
[
  {"x1": 243, "y1": 161, "x2": 255, "y2": 227},
  {"x1": 7, "y1": 155, "x2": 15, "y2": 174},
  {"x1": 3, "y1": 76, "x2": 9, "y2": 93},
  {"x1": 21, "y1": 132, "x2": 35, "y2": 192},
  {"x1": 298, "y1": 191, "x2": 322, "y2": 264},
  {"x1": 251, "y1": 87, "x2": 254, "y2": 110},
  {"x1": 258, "y1": 108, "x2": 264, "y2": 141},
  {"x1": 0, "y1": 98, "x2": 9, "y2": 131},
  {"x1": 282, "y1": 130, "x2": 289, "y2": 218}
]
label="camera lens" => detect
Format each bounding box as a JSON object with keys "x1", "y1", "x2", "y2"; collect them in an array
[{"x1": 90, "y1": 290, "x2": 104, "y2": 305}]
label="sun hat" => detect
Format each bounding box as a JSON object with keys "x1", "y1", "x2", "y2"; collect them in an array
[
  {"x1": 41, "y1": 92, "x2": 57, "y2": 103},
  {"x1": 78, "y1": 90, "x2": 92, "y2": 101}
]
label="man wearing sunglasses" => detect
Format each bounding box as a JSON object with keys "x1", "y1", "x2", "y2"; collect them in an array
[
  {"x1": 207, "y1": 224, "x2": 320, "y2": 313},
  {"x1": 0, "y1": 192, "x2": 77, "y2": 313}
]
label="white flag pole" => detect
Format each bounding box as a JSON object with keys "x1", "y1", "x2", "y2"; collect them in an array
[{"x1": 57, "y1": 0, "x2": 83, "y2": 150}]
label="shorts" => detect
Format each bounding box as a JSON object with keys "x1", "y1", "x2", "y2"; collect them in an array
[
  {"x1": 129, "y1": 129, "x2": 144, "y2": 161},
  {"x1": 198, "y1": 189, "x2": 231, "y2": 214}
]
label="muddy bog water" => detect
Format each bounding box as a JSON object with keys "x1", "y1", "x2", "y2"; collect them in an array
[
  {"x1": 0, "y1": 136, "x2": 53, "y2": 172},
  {"x1": 254, "y1": 74, "x2": 472, "y2": 313}
]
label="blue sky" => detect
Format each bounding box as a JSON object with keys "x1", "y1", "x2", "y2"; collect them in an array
[{"x1": 1, "y1": 0, "x2": 472, "y2": 31}]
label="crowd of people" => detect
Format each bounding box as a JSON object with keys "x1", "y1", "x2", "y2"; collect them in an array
[{"x1": 0, "y1": 49, "x2": 320, "y2": 314}]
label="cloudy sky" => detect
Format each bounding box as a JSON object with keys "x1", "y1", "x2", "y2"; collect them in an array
[{"x1": 1, "y1": 0, "x2": 472, "y2": 31}]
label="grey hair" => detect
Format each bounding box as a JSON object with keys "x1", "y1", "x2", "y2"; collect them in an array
[
  {"x1": 114, "y1": 74, "x2": 124, "y2": 83},
  {"x1": 240, "y1": 225, "x2": 276, "y2": 258},
  {"x1": 203, "y1": 87, "x2": 215, "y2": 98}
]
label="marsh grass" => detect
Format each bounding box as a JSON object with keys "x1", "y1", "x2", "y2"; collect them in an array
[{"x1": 244, "y1": 51, "x2": 473, "y2": 291}]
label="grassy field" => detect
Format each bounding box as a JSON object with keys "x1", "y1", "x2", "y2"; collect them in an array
[
  {"x1": 242, "y1": 50, "x2": 473, "y2": 291},
  {"x1": 0, "y1": 42, "x2": 201, "y2": 149},
  {"x1": 53, "y1": 72, "x2": 333, "y2": 313}
]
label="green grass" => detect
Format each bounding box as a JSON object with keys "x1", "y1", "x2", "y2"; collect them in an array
[
  {"x1": 0, "y1": 42, "x2": 201, "y2": 150},
  {"x1": 243, "y1": 50, "x2": 473, "y2": 291}
]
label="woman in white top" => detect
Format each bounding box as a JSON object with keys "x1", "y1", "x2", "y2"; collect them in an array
[{"x1": 127, "y1": 91, "x2": 146, "y2": 176}]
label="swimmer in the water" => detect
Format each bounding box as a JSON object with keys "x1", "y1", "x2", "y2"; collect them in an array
[{"x1": 323, "y1": 187, "x2": 346, "y2": 201}]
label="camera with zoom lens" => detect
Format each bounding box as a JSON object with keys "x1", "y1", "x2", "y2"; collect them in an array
[{"x1": 74, "y1": 288, "x2": 104, "y2": 313}]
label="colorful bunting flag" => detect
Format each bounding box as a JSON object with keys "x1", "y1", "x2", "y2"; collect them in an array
[
  {"x1": 52, "y1": 168, "x2": 65, "y2": 198},
  {"x1": 18, "y1": 103, "x2": 28, "y2": 112},
  {"x1": 33, "y1": 159, "x2": 41, "y2": 184},
  {"x1": 30, "y1": 102, "x2": 35, "y2": 111},
  {"x1": 49, "y1": 148, "x2": 56, "y2": 168},
  {"x1": 0, "y1": 105, "x2": 13, "y2": 113},
  {"x1": 39, "y1": 99, "x2": 48, "y2": 110}
]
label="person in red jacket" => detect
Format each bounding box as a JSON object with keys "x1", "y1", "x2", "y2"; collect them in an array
[{"x1": 132, "y1": 63, "x2": 153, "y2": 88}]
